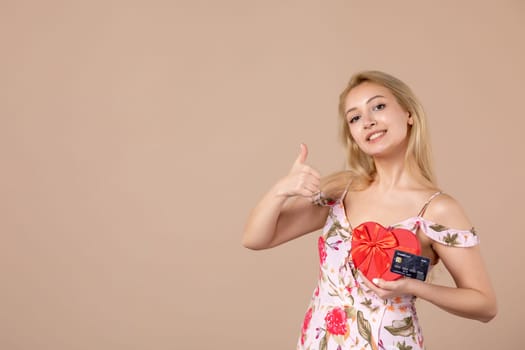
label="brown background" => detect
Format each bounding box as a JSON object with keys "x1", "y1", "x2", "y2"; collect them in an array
[{"x1": 1, "y1": 1, "x2": 523, "y2": 349}]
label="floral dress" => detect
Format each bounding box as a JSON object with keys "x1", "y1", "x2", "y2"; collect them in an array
[{"x1": 297, "y1": 192, "x2": 479, "y2": 350}]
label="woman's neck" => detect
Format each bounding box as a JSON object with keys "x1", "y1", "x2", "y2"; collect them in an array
[{"x1": 371, "y1": 153, "x2": 422, "y2": 192}]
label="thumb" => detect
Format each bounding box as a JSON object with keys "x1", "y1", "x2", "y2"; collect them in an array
[{"x1": 294, "y1": 143, "x2": 308, "y2": 165}]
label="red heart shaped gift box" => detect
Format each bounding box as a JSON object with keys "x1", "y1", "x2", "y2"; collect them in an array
[{"x1": 350, "y1": 222, "x2": 421, "y2": 281}]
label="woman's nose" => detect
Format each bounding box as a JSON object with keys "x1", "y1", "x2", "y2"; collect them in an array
[
  {"x1": 365, "y1": 120, "x2": 377, "y2": 129},
  {"x1": 362, "y1": 113, "x2": 377, "y2": 129}
]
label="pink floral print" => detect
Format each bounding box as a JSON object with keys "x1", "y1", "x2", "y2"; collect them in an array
[{"x1": 297, "y1": 199, "x2": 479, "y2": 350}]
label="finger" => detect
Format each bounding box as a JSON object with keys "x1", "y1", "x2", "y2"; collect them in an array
[
  {"x1": 366, "y1": 279, "x2": 387, "y2": 297},
  {"x1": 372, "y1": 278, "x2": 384, "y2": 288},
  {"x1": 362, "y1": 279, "x2": 382, "y2": 296},
  {"x1": 308, "y1": 176, "x2": 321, "y2": 189},
  {"x1": 297, "y1": 188, "x2": 317, "y2": 198},
  {"x1": 303, "y1": 173, "x2": 321, "y2": 189},
  {"x1": 308, "y1": 167, "x2": 322, "y2": 180},
  {"x1": 296, "y1": 166, "x2": 321, "y2": 185},
  {"x1": 378, "y1": 277, "x2": 409, "y2": 291},
  {"x1": 357, "y1": 272, "x2": 393, "y2": 299},
  {"x1": 360, "y1": 277, "x2": 373, "y2": 290},
  {"x1": 293, "y1": 165, "x2": 321, "y2": 185},
  {"x1": 294, "y1": 143, "x2": 308, "y2": 166},
  {"x1": 373, "y1": 278, "x2": 403, "y2": 294},
  {"x1": 295, "y1": 170, "x2": 320, "y2": 191},
  {"x1": 301, "y1": 178, "x2": 320, "y2": 192},
  {"x1": 357, "y1": 271, "x2": 373, "y2": 287},
  {"x1": 359, "y1": 272, "x2": 382, "y2": 290},
  {"x1": 297, "y1": 164, "x2": 321, "y2": 179}
]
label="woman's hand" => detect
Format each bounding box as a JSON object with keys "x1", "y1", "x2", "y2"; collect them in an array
[
  {"x1": 242, "y1": 143, "x2": 329, "y2": 250},
  {"x1": 358, "y1": 271, "x2": 417, "y2": 299},
  {"x1": 275, "y1": 143, "x2": 321, "y2": 199}
]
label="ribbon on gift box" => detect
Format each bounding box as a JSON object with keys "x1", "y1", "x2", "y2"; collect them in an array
[{"x1": 351, "y1": 222, "x2": 421, "y2": 281}]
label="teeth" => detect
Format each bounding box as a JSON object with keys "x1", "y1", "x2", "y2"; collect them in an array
[{"x1": 368, "y1": 131, "x2": 385, "y2": 141}]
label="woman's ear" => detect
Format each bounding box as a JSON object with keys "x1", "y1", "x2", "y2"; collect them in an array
[{"x1": 407, "y1": 112, "x2": 414, "y2": 125}]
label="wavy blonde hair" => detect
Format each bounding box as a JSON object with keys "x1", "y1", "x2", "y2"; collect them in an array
[{"x1": 321, "y1": 70, "x2": 437, "y2": 198}]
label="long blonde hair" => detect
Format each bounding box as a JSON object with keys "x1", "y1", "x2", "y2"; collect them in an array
[{"x1": 321, "y1": 71, "x2": 437, "y2": 199}]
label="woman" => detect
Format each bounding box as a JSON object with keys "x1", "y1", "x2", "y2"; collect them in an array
[{"x1": 242, "y1": 71, "x2": 497, "y2": 350}]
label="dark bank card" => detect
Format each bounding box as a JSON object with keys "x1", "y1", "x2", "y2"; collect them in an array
[{"x1": 390, "y1": 250, "x2": 430, "y2": 281}]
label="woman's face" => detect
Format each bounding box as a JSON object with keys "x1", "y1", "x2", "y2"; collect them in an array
[{"x1": 343, "y1": 82, "x2": 413, "y2": 158}]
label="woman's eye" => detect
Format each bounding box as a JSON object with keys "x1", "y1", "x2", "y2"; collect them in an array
[
  {"x1": 348, "y1": 115, "x2": 360, "y2": 124},
  {"x1": 373, "y1": 103, "x2": 386, "y2": 111}
]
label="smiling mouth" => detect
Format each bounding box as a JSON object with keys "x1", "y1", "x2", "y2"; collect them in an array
[{"x1": 367, "y1": 130, "x2": 386, "y2": 141}]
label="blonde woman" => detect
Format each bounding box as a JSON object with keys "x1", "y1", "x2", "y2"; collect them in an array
[{"x1": 242, "y1": 71, "x2": 497, "y2": 350}]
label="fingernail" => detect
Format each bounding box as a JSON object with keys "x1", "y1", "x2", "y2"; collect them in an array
[{"x1": 372, "y1": 278, "x2": 379, "y2": 284}]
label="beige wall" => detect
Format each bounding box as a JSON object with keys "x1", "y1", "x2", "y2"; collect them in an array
[{"x1": 1, "y1": 1, "x2": 523, "y2": 349}]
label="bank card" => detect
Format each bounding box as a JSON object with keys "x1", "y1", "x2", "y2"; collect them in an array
[{"x1": 390, "y1": 250, "x2": 430, "y2": 281}]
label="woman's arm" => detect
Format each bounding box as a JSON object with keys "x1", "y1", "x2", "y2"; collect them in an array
[
  {"x1": 408, "y1": 243, "x2": 496, "y2": 322},
  {"x1": 361, "y1": 195, "x2": 497, "y2": 322},
  {"x1": 242, "y1": 144, "x2": 330, "y2": 250}
]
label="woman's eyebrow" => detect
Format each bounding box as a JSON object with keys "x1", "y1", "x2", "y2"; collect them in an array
[{"x1": 345, "y1": 95, "x2": 385, "y2": 116}]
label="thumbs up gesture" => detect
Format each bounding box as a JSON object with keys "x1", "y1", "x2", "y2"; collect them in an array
[{"x1": 277, "y1": 144, "x2": 321, "y2": 199}]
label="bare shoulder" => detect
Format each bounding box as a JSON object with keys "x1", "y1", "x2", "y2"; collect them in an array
[{"x1": 424, "y1": 192, "x2": 473, "y2": 230}]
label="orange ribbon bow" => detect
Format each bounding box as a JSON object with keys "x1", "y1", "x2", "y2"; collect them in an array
[{"x1": 351, "y1": 223, "x2": 399, "y2": 279}]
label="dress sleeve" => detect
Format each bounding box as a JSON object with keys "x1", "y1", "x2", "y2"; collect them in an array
[{"x1": 418, "y1": 219, "x2": 480, "y2": 247}]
